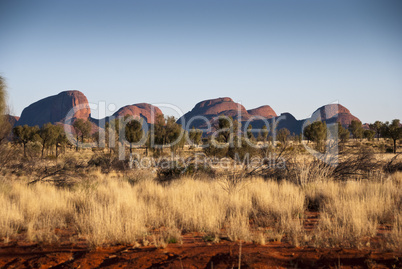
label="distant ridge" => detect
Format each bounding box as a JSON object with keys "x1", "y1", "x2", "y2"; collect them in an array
[
  {"x1": 15, "y1": 91, "x2": 361, "y2": 135},
  {"x1": 177, "y1": 98, "x2": 359, "y2": 134}
]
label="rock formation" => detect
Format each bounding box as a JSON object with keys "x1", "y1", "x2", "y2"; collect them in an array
[
  {"x1": 112, "y1": 103, "x2": 163, "y2": 124},
  {"x1": 17, "y1": 90, "x2": 90, "y2": 127},
  {"x1": 178, "y1": 97, "x2": 253, "y2": 130},
  {"x1": 15, "y1": 91, "x2": 361, "y2": 137},
  {"x1": 312, "y1": 104, "x2": 360, "y2": 127},
  {"x1": 247, "y1": 105, "x2": 277, "y2": 119},
  {"x1": 178, "y1": 98, "x2": 360, "y2": 136}
]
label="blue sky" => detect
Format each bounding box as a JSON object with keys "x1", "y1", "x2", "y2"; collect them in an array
[{"x1": 0, "y1": 0, "x2": 401, "y2": 123}]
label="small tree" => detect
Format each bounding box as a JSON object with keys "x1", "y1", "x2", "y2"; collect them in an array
[
  {"x1": 370, "y1": 121, "x2": 383, "y2": 140},
  {"x1": 105, "y1": 120, "x2": 120, "y2": 154},
  {"x1": 149, "y1": 115, "x2": 184, "y2": 156},
  {"x1": 303, "y1": 121, "x2": 313, "y2": 144},
  {"x1": 152, "y1": 114, "x2": 166, "y2": 154},
  {"x1": 363, "y1": 129, "x2": 375, "y2": 141},
  {"x1": 189, "y1": 127, "x2": 202, "y2": 146},
  {"x1": 125, "y1": 118, "x2": 144, "y2": 153},
  {"x1": 349, "y1": 120, "x2": 363, "y2": 140},
  {"x1": 54, "y1": 125, "x2": 67, "y2": 159},
  {"x1": 304, "y1": 121, "x2": 327, "y2": 151},
  {"x1": 260, "y1": 125, "x2": 269, "y2": 143},
  {"x1": 13, "y1": 125, "x2": 40, "y2": 157},
  {"x1": 277, "y1": 128, "x2": 290, "y2": 147},
  {"x1": 338, "y1": 123, "x2": 350, "y2": 145},
  {"x1": 216, "y1": 116, "x2": 232, "y2": 143},
  {"x1": 227, "y1": 136, "x2": 258, "y2": 162},
  {"x1": 382, "y1": 119, "x2": 402, "y2": 153},
  {"x1": 246, "y1": 124, "x2": 254, "y2": 140},
  {"x1": 165, "y1": 116, "x2": 184, "y2": 156},
  {"x1": 39, "y1": 123, "x2": 58, "y2": 157},
  {"x1": 92, "y1": 130, "x2": 102, "y2": 148},
  {"x1": 72, "y1": 119, "x2": 92, "y2": 151},
  {"x1": 204, "y1": 137, "x2": 228, "y2": 158}
]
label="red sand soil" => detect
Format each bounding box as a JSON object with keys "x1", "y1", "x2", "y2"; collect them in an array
[
  {"x1": 1, "y1": 233, "x2": 401, "y2": 269},
  {"x1": 0, "y1": 212, "x2": 400, "y2": 268}
]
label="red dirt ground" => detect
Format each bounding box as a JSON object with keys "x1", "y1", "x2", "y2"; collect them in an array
[
  {"x1": 1, "y1": 213, "x2": 401, "y2": 268},
  {"x1": 1, "y1": 235, "x2": 401, "y2": 269}
]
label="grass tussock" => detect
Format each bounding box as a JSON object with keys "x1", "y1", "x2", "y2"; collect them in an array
[
  {"x1": 0, "y1": 172, "x2": 401, "y2": 250},
  {"x1": 0, "y1": 179, "x2": 73, "y2": 243},
  {"x1": 309, "y1": 179, "x2": 401, "y2": 248}
]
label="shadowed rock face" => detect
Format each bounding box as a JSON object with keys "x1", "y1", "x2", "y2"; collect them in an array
[
  {"x1": 247, "y1": 105, "x2": 277, "y2": 119},
  {"x1": 6, "y1": 115, "x2": 19, "y2": 127},
  {"x1": 17, "y1": 91, "x2": 90, "y2": 127},
  {"x1": 250, "y1": 112, "x2": 302, "y2": 135},
  {"x1": 112, "y1": 103, "x2": 163, "y2": 124}
]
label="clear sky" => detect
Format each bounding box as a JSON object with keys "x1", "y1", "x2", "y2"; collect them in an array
[{"x1": 0, "y1": 0, "x2": 401, "y2": 123}]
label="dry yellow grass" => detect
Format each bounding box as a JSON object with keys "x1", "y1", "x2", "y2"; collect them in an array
[
  {"x1": 0, "y1": 179, "x2": 73, "y2": 243},
  {"x1": 0, "y1": 172, "x2": 401, "y2": 250}
]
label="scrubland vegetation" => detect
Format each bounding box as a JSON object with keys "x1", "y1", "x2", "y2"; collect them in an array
[
  {"x1": 1, "y1": 75, "x2": 402, "y2": 255},
  {"x1": 0, "y1": 163, "x2": 402, "y2": 251}
]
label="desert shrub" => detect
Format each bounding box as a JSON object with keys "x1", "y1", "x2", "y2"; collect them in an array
[
  {"x1": 285, "y1": 156, "x2": 333, "y2": 185},
  {"x1": 26, "y1": 141, "x2": 42, "y2": 158},
  {"x1": 156, "y1": 158, "x2": 214, "y2": 182},
  {"x1": 0, "y1": 143, "x2": 19, "y2": 172},
  {"x1": 332, "y1": 147, "x2": 381, "y2": 180},
  {"x1": 246, "y1": 152, "x2": 288, "y2": 180},
  {"x1": 183, "y1": 162, "x2": 215, "y2": 177},
  {"x1": 203, "y1": 141, "x2": 228, "y2": 158},
  {"x1": 386, "y1": 147, "x2": 394, "y2": 153},
  {"x1": 121, "y1": 170, "x2": 154, "y2": 186},
  {"x1": 227, "y1": 137, "x2": 259, "y2": 161},
  {"x1": 63, "y1": 155, "x2": 88, "y2": 170},
  {"x1": 387, "y1": 161, "x2": 402, "y2": 173},
  {"x1": 202, "y1": 234, "x2": 217, "y2": 242},
  {"x1": 280, "y1": 147, "x2": 388, "y2": 184},
  {"x1": 304, "y1": 185, "x2": 333, "y2": 211},
  {"x1": 384, "y1": 154, "x2": 402, "y2": 173},
  {"x1": 165, "y1": 227, "x2": 182, "y2": 244},
  {"x1": 156, "y1": 160, "x2": 185, "y2": 181},
  {"x1": 87, "y1": 153, "x2": 126, "y2": 172},
  {"x1": 44, "y1": 155, "x2": 57, "y2": 161}
]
